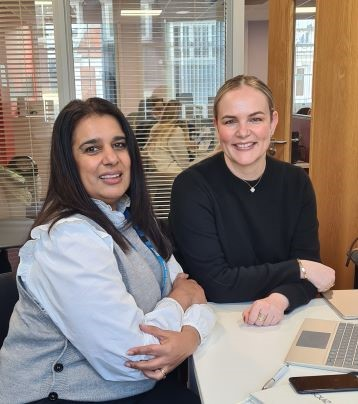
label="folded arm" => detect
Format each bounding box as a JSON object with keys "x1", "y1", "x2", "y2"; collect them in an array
[
  {"x1": 25, "y1": 219, "x2": 214, "y2": 381},
  {"x1": 169, "y1": 170, "x2": 319, "y2": 310}
]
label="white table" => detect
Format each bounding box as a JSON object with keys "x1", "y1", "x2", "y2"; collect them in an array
[{"x1": 193, "y1": 298, "x2": 357, "y2": 404}]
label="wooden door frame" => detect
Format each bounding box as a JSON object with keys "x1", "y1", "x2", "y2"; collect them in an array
[{"x1": 267, "y1": 0, "x2": 295, "y2": 162}]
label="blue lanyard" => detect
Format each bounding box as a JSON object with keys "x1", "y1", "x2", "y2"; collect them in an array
[{"x1": 124, "y1": 210, "x2": 168, "y2": 297}]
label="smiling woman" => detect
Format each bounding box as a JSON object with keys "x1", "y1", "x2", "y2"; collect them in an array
[
  {"x1": 72, "y1": 114, "x2": 131, "y2": 210},
  {"x1": 0, "y1": 97, "x2": 215, "y2": 403},
  {"x1": 169, "y1": 74, "x2": 335, "y2": 328},
  {"x1": 213, "y1": 82, "x2": 278, "y2": 180}
]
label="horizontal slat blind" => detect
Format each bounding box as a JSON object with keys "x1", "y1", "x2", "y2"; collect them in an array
[
  {"x1": 0, "y1": 0, "x2": 226, "y2": 239},
  {"x1": 0, "y1": 0, "x2": 58, "y2": 225},
  {"x1": 69, "y1": 0, "x2": 226, "y2": 218}
]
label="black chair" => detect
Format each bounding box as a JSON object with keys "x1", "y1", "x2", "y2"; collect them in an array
[
  {"x1": 346, "y1": 237, "x2": 358, "y2": 289},
  {"x1": 0, "y1": 271, "x2": 19, "y2": 348},
  {"x1": 0, "y1": 249, "x2": 12, "y2": 273}
]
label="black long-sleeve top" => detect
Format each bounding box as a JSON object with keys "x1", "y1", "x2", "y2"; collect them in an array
[{"x1": 169, "y1": 152, "x2": 319, "y2": 311}]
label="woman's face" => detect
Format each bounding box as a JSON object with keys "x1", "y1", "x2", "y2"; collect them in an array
[
  {"x1": 72, "y1": 114, "x2": 131, "y2": 209},
  {"x1": 214, "y1": 85, "x2": 278, "y2": 177}
]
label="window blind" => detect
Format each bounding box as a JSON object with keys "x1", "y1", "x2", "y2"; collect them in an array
[
  {"x1": 69, "y1": 0, "x2": 226, "y2": 218},
  {"x1": 0, "y1": 0, "x2": 58, "y2": 224},
  {"x1": 0, "y1": 0, "x2": 226, "y2": 240}
]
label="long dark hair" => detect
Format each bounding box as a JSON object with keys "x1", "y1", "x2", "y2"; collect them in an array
[{"x1": 33, "y1": 97, "x2": 172, "y2": 258}]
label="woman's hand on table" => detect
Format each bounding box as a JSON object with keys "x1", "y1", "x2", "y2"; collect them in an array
[
  {"x1": 125, "y1": 324, "x2": 200, "y2": 380},
  {"x1": 242, "y1": 292, "x2": 289, "y2": 327}
]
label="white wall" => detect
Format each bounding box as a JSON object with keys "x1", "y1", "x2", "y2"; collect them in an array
[{"x1": 246, "y1": 20, "x2": 268, "y2": 83}]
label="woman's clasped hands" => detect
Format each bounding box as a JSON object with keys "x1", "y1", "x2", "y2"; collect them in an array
[
  {"x1": 125, "y1": 273, "x2": 205, "y2": 380},
  {"x1": 169, "y1": 272, "x2": 207, "y2": 310}
]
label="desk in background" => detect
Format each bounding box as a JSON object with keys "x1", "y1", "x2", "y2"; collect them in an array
[
  {"x1": 193, "y1": 298, "x2": 357, "y2": 404},
  {"x1": 0, "y1": 218, "x2": 33, "y2": 249}
]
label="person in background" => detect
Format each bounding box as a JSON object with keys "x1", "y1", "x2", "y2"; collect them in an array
[
  {"x1": 150, "y1": 97, "x2": 165, "y2": 121},
  {"x1": 0, "y1": 97, "x2": 215, "y2": 403},
  {"x1": 135, "y1": 97, "x2": 164, "y2": 149},
  {"x1": 169, "y1": 75, "x2": 335, "y2": 327},
  {"x1": 125, "y1": 111, "x2": 140, "y2": 132},
  {"x1": 144, "y1": 100, "x2": 195, "y2": 173}
]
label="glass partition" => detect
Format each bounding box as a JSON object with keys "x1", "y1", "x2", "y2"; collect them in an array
[
  {"x1": 0, "y1": 0, "x2": 58, "y2": 222},
  {"x1": 291, "y1": 0, "x2": 315, "y2": 166},
  {"x1": 69, "y1": 0, "x2": 227, "y2": 218}
]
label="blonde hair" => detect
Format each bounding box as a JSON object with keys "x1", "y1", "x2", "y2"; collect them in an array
[
  {"x1": 213, "y1": 75, "x2": 275, "y2": 120},
  {"x1": 159, "y1": 99, "x2": 182, "y2": 123},
  {"x1": 145, "y1": 99, "x2": 190, "y2": 147}
]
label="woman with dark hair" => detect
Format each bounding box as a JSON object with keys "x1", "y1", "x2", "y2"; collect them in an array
[{"x1": 0, "y1": 98, "x2": 214, "y2": 403}]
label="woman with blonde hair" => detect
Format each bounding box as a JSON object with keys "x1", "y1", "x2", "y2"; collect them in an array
[
  {"x1": 170, "y1": 75, "x2": 335, "y2": 327},
  {"x1": 144, "y1": 100, "x2": 193, "y2": 173}
]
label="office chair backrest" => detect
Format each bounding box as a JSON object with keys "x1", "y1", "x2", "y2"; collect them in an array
[
  {"x1": 292, "y1": 114, "x2": 311, "y2": 162},
  {"x1": 346, "y1": 237, "x2": 358, "y2": 266},
  {"x1": 0, "y1": 272, "x2": 19, "y2": 348}
]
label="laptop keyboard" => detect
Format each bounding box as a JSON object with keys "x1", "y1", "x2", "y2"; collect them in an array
[{"x1": 326, "y1": 322, "x2": 358, "y2": 368}]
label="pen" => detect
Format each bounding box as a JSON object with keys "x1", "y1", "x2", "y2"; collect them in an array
[{"x1": 262, "y1": 364, "x2": 289, "y2": 390}]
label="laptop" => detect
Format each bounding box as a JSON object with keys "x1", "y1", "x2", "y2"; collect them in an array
[
  {"x1": 322, "y1": 289, "x2": 358, "y2": 320},
  {"x1": 285, "y1": 318, "x2": 358, "y2": 372}
]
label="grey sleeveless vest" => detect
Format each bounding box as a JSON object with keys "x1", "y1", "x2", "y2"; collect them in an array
[{"x1": 0, "y1": 215, "x2": 171, "y2": 403}]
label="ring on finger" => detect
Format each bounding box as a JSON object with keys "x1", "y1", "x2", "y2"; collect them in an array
[
  {"x1": 257, "y1": 312, "x2": 266, "y2": 322},
  {"x1": 159, "y1": 368, "x2": 167, "y2": 379}
]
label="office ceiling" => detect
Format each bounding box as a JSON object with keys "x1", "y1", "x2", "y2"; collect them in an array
[
  {"x1": 245, "y1": 0, "x2": 267, "y2": 4},
  {"x1": 114, "y1": 0, "x2": 225, "y2": 23},
  {"x1": 0, "y1": 0, "x2": 316, "y2": 29}
]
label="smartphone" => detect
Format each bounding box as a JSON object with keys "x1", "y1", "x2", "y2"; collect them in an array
[{"x1": 289, "y1": 372, "x2": 358, "y2": 394}]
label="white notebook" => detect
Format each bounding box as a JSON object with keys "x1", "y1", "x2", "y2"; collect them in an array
[{"x1": 241, "y1": 384, "x2": 358, "y2": 404}]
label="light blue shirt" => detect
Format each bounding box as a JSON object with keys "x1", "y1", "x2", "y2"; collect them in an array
[{"x1": 17, "y1": 198, "x2": 215, "y2": 381}]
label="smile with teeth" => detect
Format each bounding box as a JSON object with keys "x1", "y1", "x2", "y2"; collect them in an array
[
  {"x1": 99, "y1": 173, "x2": 122, "y2": 179},
  {"x1": 99, "y1": 173, "x2": 123, "y2": 185},
  {"x1": 234, "y1": 142, "x2": 255, "y2": 150}
]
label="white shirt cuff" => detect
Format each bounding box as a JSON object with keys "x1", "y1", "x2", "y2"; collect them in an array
[
  {"x1": 143, "y1": 297, "x2": 184, "y2": 331},
  {"x1": 183, "y1": 304, "x2": 216, "y2": 344}
]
